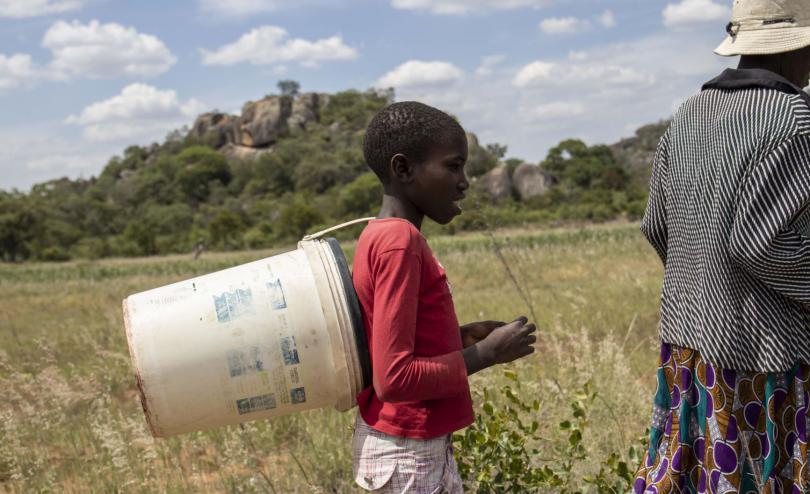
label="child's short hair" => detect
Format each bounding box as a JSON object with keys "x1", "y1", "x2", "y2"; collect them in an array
[{"x1": 363, "y1": 101, "x2": 465, "y2": 183}]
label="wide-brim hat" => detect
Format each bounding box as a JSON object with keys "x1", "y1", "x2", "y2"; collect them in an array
[{"x1": 715, "y1": 0, "x2": 810, "y2": 56}]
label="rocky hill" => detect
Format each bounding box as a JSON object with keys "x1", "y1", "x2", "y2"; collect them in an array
[
  {"x1": 0, "y1": 85, "x2": 666, "y2": 262},
  {"x1": 189, "y1": 92, "x2": 333, "y2": 160},
  {"x1": 610, "y1": 120, "x2": 669, "y2": 183}
]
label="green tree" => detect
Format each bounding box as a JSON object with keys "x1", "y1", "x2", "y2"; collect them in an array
[
  {"x1": 277, "y1": 195, "x2": 323, "y2": 240},
  {"x1": 466, "y1": 142, "x2": 499, "y2": 178},
  {"x1": 175, "y1": 146, "x2": 232, "y2": 202},
  {"x1": 486, "y1": 143, "x2": 508, "y2": 159},
  {"x1": 123, "y1": 219, "x2": 157, "y2": 256},
  {"x1": 209, "y1": 210, "x2": 245, "y2": 249},
  {"x1": 277, "y1": 80, "x2": 300, "y2": 97},
  {"x1": 0, "y1": 192, "x2": 36, "y2": 262},
  {"x1": 338, "y1": 172, "x2": 382, "y2": 217},
  {"x1": 542, "y1": 139, "x2": 628, "y2": 191},
  {"x1": 320, "y1": 90, "x2": 392, "y2": 129}
]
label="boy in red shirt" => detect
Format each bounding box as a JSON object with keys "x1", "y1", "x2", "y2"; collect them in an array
[{"x1": 352, "y1": 101, "x2": 537, "y2": 493}]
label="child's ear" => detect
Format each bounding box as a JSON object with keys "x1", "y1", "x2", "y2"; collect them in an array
[{"x1": 390, "y1": 154, "x2": 415, "y2": 184}]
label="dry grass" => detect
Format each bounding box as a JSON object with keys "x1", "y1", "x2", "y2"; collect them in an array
[{"x1": 0, "y1": 221, "x2": 664, "y2": 493}]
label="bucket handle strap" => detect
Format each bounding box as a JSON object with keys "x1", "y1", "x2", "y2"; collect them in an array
[{"x1": 302, "y1": 217, "x2": 376, "y2": 241}]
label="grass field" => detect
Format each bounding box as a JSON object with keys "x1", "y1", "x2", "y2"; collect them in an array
[{"x1": 0, "y1": 221, "x2": 665, "y2": 493}]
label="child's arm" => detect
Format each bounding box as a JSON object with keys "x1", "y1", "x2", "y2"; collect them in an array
[
  {"x1": 371, "y1": 250, "x2": 535, "y2": 402},
  {"x1": 460, "y1": 317, "x2": 536, "y2": 376},
  {"x1": 460, "y1": 321, "x2": 504, "y2": 348},
  {"x1": 371, "y1": 249, "x2": 467, "y2": 403}
]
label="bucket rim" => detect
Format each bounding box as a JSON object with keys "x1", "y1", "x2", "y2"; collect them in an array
[{"x1": 324, "y1": 237, "x2": 372, "y2": 391}]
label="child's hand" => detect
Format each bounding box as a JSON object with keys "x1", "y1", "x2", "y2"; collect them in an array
[
  {"x1": 460, "y1": 320, "x2": 505, "y2": 348},
  {"x1": 477, "y1": 317, "x2": 536, "y2": 365}
]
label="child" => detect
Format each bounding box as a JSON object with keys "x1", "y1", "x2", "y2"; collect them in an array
[{"x1": 351, "y1": 101, "x2": 537, "y2": 493}]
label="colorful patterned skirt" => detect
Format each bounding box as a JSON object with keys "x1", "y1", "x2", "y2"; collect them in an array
[{"x1": 634, "y1": 342, "x2": 810, "y2": 493}]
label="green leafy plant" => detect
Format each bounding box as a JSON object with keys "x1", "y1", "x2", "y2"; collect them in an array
[
  {"x1": 454, "y1": 372, "x2": 645, "y2": 493},
  {"x1": 454, "y1": 369, "x2": 555, "y2": 493}
]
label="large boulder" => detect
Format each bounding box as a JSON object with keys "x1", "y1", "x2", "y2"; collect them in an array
[
  {"x1": 287, "y1": 92, "x2": 320, "y2": 130},
  {"x1": 186, "y1": 93, "x2": 334, "y2": 154},
  {"x1": 466, "y1": 132, "x2": 479, "y2": 150},
  {"x1": 317, "y1": 92, "x2": 331, "y2": 111},
  {"x1": 475, "y1": 164, "x2": 512, "y2": 203},
  {"x1": 239, "y1": 96, "x2": 292, "y2": 147},
  {"x1": 189, "y1": 112, "x2": 240, "y2": 148},
  {"x1": 220, "y1": 143, "x2": 272, "y2": 161},
  {"x1": 512, "y1": 163, "x2": 554, "y2": 200},
  {"x1": 610, "y1": 120, "x2": 669, "y2": 184}
]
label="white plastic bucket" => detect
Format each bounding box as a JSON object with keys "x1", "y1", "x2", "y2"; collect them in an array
[{"x1": 123, "y1": 237, "x2": 370, "y2": 438}]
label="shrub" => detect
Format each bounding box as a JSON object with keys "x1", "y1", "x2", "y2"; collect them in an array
[
  {"x1": 338, "y1": 173, "x2": 382, "y2": 217},
  {"x1": 123, "y1": 220, "x2": 157, "y2": 256},
  {"x1": 320, "y1": 90, "x2": 391, "y2": 129},
  {"x1": 277, "y1": 195, "x2": 324, "y2": 240},
  {"x1": 467, "y1": 142, "x2": 499, "y2": 178},
  {"x1": 71, "y1": 237, "x2": 110, "y2": 260},
  {"x1": 38, "y1": 246, "x2": 71, "y2": 262},
  {"x1": 175, "y1": 146, "x2": 231, "y2": 202},
  {"x1": 455, "y1": 373, "x2": 644, "y2": 493},
  {"x1": 243, "y1": 224, "x2": 274, "y2": 249},
  {"x1": 208, "y1": 210, "x2": 245, "y2": 249}
]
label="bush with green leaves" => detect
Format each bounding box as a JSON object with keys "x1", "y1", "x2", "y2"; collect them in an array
[
  {"x1": 208, "y1": 210, "x2": 246, "y2": 249},
  {"x1": 175, "y1": 146, "x2": 232, "y2": 202},
  {"x1": 277, "y1": 194, "x2": 324, "y2": 240},
  {"x1": 338, "y1": 172, "x2": 383, "y2": 217},
  {"x1": 454, "y1": 371, "x2": 644, "y2": 494}
]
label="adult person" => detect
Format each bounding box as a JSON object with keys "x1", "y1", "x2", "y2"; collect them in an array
[{"x1": 634, "y1": 1, "x2": 810, "y2": 491}]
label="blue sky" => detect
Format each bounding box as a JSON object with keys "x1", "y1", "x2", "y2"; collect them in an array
[{"x1": 0, "y1": 0, "x2": 736, "y2": 191}]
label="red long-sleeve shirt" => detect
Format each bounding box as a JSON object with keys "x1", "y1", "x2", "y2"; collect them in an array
[{"x1": 352, "y1": 218, "x2": 474, "y2": 439}]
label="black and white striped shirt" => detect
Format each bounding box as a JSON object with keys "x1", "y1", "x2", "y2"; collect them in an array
[{"x1": 642, "y1": 68, "x2": 810, "y2": 372}]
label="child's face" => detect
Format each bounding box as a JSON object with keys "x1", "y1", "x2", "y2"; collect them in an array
[{"x1": 408, "y1": 133, "x2": 469, "y2": 225}]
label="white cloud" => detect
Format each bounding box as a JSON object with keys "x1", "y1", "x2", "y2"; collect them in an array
[
  {"x1": 374, "y1": 26, "x2": 733, "y2": 169},
  {"x1": 196, "y1": 0, "x2": 336, "y2": 16},
  {"x1": 66, "y1": 83, "x2": 206, "y2": 142},
  {"x1": 568, "y1": 50, "x2": 588, "y2": 61},
  {"x1": 197, "y1": 0, "x2": 284, "y2": 16},
  {"x1": 475, "y1": 54, "x2": 506, "y2": 77},
  {"x1": 0, "y1": 53, "x2": 37, "y2": 89},
  {"x1": 0, "y1": 0, "x2": 85, "y2": 18},
  {"x1": 42, "y1": 20, "x2": 176, "y2": 79},
  {"x1": 600, "y1": 10, "x2": 616, "y2": 28},
  {"x1": 376, "y1": 60, "x2": 463, "y2": 88},
  {"x1": 529, "y1": 101, "x2": 585, "y2": 120},
  {"x1": 201, "y1": 26, "x2": 357, "y2": 67},
  {"x1": 391, "y1": 0, "x2": 551, "y2": 15},
  {"x1": 539, "y1": 16, "x2": 590, "y2": 34},
  {"x1": 663, "y1": 0, "x2": 729, "y2": 29},
  {"x1": 25, "y1": 153, "x2": 106, "y2": 172},
  {"x1": 513, "y1": 60, "x2": 654, "y2": 88},
  {"x1": 0, "y1": 20, "x2": 175, "y2": 91},
  {"x1": 512, "y1": 61, "x2": 555, "y2": 87},
  {"x1": 0, "y1": 123, "x2": 118, "y2": 190}
]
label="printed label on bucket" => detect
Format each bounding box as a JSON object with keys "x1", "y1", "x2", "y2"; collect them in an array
[
  {"x1": 266, "y1": 279, "x2": 287, "y2": 310},
  {"x1": 280, "y1": 336, "x2": 299, "y2": 365},
  {"x1": 236, "y1": 393, "x2": 277, "y2": 415},
  {"x1": 290, "y1": 387, "x2": 306, "y2": 404},
  {"x1": 289, "y1": 367, "x2": 300, "y2": 385},
  {"x1": 213, "y1": 288, "x2": 253, "y2": 323},
  {"x1": 226, "y1": 346, "x2": 264, "y2": 378}
]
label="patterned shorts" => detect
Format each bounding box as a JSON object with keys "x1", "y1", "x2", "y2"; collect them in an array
[{"x1": 351, "y1": 413, "x2": 464, "y2": 493}]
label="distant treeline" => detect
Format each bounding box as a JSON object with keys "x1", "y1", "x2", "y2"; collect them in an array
[{"x1": 0, "y1": 88, "x2": 662, "y2": 262}]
